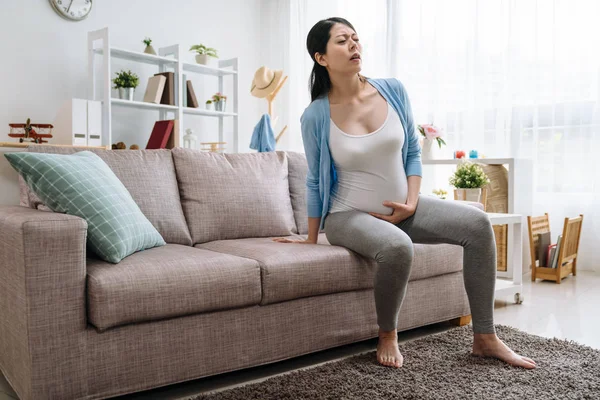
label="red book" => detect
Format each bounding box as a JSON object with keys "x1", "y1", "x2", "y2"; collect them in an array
[
  {"x1": 546, "y1": 244, "x2": 557, "y2": 268},
  {"x1": 146, "y1": 120, "x2": 174, "y2": 149}
]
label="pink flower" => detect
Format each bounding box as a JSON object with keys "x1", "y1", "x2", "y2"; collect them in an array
[{"x1": 418, "y1": 124, "x2": 443, "y2": 140}]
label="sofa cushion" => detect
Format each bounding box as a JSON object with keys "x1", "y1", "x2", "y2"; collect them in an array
[
  {"x1": 196, "y1": 234, "x2": 463, "y2": 305},
  {"x1": 172, "y1": 148, "x2": 297, "y2": 244},
  {"x1": 87, "y1": 244, "x2": 261, "y2": 331},
  {"x1": 23, "y1": 145, "x2": 193, "y2": 246},
  {"x1": 5, "y1": 151, "x2": 166, "y2": 263},
  {"x1": 286, "y1": 151, "x2": 309, "y2": 235}
]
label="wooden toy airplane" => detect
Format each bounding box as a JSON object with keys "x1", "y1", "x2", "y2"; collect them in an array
[{"x1": 8, "y1": 118, "x2": 53, "y2": 143}]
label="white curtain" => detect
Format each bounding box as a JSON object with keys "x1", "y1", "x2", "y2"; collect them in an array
[{"x1": 265, "y1": 0, "x2": 600, "y2": 271}]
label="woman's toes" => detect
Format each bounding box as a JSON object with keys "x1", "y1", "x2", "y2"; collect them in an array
[
  {"x1": 518, "y1": 358, "x2": 536, "y2": 369},
  {"x1": 522, "y1": 356, "x2": 536, "y2": 364}
]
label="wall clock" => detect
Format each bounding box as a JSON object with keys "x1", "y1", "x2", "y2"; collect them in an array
[{"x1": 49, "y1": 0, "x2": 92, "y2": 21}]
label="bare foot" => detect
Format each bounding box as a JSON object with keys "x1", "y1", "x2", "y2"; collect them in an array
[
  {"x1": 472, "y1": 333, "x2": 537, "y2": 369},
  {"x1": 377, "y1": 328, "x2": 403, "y2": 368}
]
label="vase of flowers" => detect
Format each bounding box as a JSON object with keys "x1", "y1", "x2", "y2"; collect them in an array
[
  {"x1": 189, "y1": 44, "x2": 218, "y2": 65},
  {"x1": 418, "y1": 124, "x2": 446, "y2": 160},
  {"x1": 212, "y1": 92, "x2": 227, "y2": 112},
  {"x1": 449, "y1": 160, "x2": 490, "y2": 203},
  {"x1": 113, "y1": 69, "x2": 139, "y2": 101}
]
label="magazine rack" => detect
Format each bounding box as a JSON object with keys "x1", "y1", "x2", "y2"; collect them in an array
[{"x1": 528, "y1": 213, "x2": 583, "y2": 283}]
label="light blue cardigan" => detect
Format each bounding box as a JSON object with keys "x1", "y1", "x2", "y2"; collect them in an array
[{"x1": 300, "y1": 78, "x2": 423, "y2": 231}]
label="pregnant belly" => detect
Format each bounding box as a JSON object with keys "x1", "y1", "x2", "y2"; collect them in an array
[{"x1": 332, "y1": 175, "x2": 408, "y2": 215}]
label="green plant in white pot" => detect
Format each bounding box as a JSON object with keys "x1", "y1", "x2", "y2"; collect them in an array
[
  {"x1": 112, "y1": 70, "x2": 140, "y2": 101},
  {"x1": 449, "y1": 160, "x2": 490, "y2": 203},
  {"x1": 189, "y1": 44, "x2": 218, "y2": 65},
  {"x1": 212, "y1": 92, "x2": 227, "y2": 112},
  {"x1": 143, "y1": 37, "x2": 156, "y2": 55}
]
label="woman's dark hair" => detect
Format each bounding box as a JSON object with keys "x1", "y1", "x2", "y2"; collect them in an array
[{"x1": 306, "y1": 17, "x2": 367, "y2": 102}]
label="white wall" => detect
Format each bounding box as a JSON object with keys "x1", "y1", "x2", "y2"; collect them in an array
[{"x1": 0, "y1": 0, "x2": 265, "y2": 206}]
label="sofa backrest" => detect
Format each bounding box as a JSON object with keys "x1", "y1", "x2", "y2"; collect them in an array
[
  {"x1": 171, "y1": 148, "x2": 298, "y2": 244},
  {"x1": 21, "y1": 145, "x2": 193, "y2": 246}
]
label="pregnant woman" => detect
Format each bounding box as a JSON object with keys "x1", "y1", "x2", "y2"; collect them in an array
[{"x1": 273, "y1": 17, "x2": 536, "y2": 370}]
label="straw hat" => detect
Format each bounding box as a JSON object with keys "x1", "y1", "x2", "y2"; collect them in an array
[{"x1": 250, "y1": 66, "x2": 284, "y2": 98}]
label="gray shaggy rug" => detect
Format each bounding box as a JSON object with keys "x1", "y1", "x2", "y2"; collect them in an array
[{"x1": 188, "y1": 325, "x2": 600, "y2": 400}]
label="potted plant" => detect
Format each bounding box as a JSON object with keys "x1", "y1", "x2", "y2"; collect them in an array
[
  {"x1": 212, "y1": 92, "x2": 227, "y2": 112},
  {"x1": 417, "y1": 124, "x2": 446, "y2": 160},
  {"x1": 112, "y1": 69, "x2": 139, "y2": 101},
  {"x1": 189, "y1": 44, "x2": 218, "y2": 65},
  {"x1": 205, "y1": 100, "x2": 212, "y2": 110},
  {"x1": 448, "y1": 160, "x2": 490, "y2": 203},
  {"x1": 143, "y1": 37, "x2": 156, "y2": 55}
]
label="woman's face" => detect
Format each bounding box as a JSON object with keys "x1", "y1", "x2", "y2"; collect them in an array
[{"x1": 316, "y1": 23, "x2": 362, "y2": 75}]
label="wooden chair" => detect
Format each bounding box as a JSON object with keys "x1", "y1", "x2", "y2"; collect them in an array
[{"x1": 528, "y1": 213, "x2": 583, "y2": 283}]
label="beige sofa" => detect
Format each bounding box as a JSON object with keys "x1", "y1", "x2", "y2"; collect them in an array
[{"x1": 0, "y1": 146, "x2": 472, "y2": 400}]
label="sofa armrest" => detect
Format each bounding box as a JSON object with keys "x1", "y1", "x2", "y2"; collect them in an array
[{"x1": 0, "y1": 206, "x2": 88, "y2": 400}]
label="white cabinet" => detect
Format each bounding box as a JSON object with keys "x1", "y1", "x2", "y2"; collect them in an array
[
  {"x1": 86, "y1": 100, "x2": 102, "y2": 146},
  {"x1": 52, "y1": 98, "x2": 102, "y2": 147}
]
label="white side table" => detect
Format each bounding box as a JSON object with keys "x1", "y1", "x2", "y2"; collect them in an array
[{"x1": 487, "y1": 212, "x2": 524, "y2": 304}]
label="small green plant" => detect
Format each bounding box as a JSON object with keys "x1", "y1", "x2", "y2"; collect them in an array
[
  {"x1": 189, "y1": 44, "x2": 218, "y2": 58},
  {"x1": 448, "y1": 161, "x2": 490, "y2": 189},
  {"x1": 112, "y1": 70, "x2": 139, "y2": 89},
  {"x1": 143, "y1": 37, "x2": 152, "y2": 46},
  {"x1": 205, "y1": 100, "x2": 212, "y2": 104}
]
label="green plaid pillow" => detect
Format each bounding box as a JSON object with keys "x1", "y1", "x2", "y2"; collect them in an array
[{"x1": 5, "y1": 151, "x2": 166, "y2": 263}]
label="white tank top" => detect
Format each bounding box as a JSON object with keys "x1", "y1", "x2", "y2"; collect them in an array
[{"x1": 328, "y1": 102, "x2": 408, "y2": 216}]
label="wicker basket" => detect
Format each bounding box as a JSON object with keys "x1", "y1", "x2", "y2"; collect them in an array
[{"x1": 480, "y1": 164, "x2": 509, "y2": 272}]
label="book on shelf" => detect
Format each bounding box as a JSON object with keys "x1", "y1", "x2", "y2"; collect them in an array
[
  {"x1": 187, "y1": 80, "x2": 199, "y2": 108},
  {"x1": 143, "y1": 75, "x2": 166, "y2": 104},
  {"x1": 166, "y1": 119, "x2": 179, "y2": 149},
  {"x1": 550, "y1": 234, "x2": 563, "y2": 268},
  {"x1": 544, "y1": 234, "x2": 563, "y2": 269},
  {"x1": 537, "y1": 231, "x2": 551, "y2": 268},
  {"x1": 146, "y1": 120, "x2": 174, "y2": 149},
  {"x1": 546, "y1": 244, "x2": 556, "y2": 268},
  {"x1": 153, "y1": 72, "x2": 175, "y2": 105}
]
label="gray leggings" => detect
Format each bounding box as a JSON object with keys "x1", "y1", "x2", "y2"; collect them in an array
[{"x1": 323, "y1": 194, "x2": 496, "y2": 334}]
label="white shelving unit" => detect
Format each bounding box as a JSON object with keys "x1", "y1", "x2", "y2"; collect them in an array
[
  {"x1": 87, "y1": 27, "x2": 239, "y2": 152},
  {"x1": 487, "y1": 212, "x2": 524, "y2": 304},
  {"x1": 422, "y1": 157, "x2": 534, "y2": 279}
]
